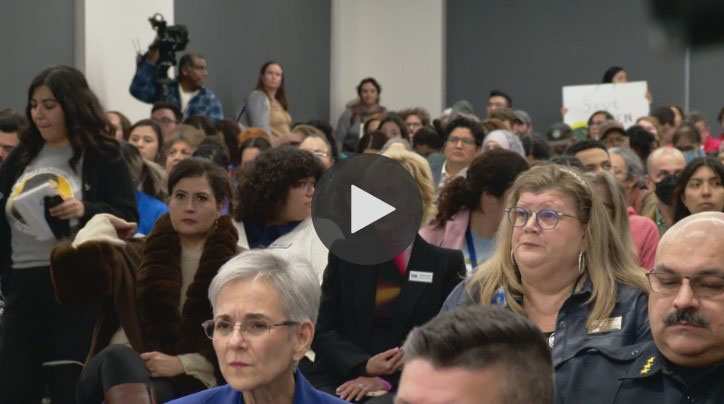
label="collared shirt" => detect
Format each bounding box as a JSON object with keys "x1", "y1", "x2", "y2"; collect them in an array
[
  {"x1": 557, "y1": 340, "x2": 724, "y2": 403},
  {"x1": 130, "y1": 58, "x2": 224, "y2": 121},
  {"x1": 438, "y1": 161, "x2": 467, "y2": 190}
]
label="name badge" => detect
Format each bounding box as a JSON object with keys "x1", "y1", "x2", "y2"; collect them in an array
[
  {"x1": 587, "y1": 316, "x2": 622, "y2": 334},
  {"x1": 268, "y1": 242, "x2": 292, "y2": 249},
  {"x1": 409, "y1": 271, "x2": 433, "y2": 283}
]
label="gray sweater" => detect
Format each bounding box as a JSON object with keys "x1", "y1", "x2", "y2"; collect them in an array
[{"x1": 237, "y1": 90, "x2": 271, "y2": 134}]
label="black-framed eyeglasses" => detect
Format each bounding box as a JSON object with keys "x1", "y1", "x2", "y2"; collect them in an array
[
  {"x1": 506, "y1": 207, "x2": 578, "y2": 230},
  {"x1": 201, "y1": 318, "x2": 298, "y2": 339},
  {"x1": 646, "y1": 272, "x2": 724, "y2": 298}
]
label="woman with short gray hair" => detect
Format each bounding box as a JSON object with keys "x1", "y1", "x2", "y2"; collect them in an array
[
  {"x1": 207, "y1": 250, "x2": 320, "y2": 324},
  {"x1": 170, "y1": 250, "x2": 345, "y2": 404}
]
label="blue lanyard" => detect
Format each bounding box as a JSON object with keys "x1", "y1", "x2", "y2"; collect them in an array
[{"x1": 465, "y1": 225, "x2": 478, "y2": 268}]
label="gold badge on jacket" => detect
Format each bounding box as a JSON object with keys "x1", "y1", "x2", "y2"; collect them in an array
[{"x1": 587, "y1": 316, "x2": 622, "y2": 334}]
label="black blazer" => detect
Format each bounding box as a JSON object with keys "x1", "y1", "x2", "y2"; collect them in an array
[{"x1": 311, "y1": 234, "x2": 465, "y2": 385}]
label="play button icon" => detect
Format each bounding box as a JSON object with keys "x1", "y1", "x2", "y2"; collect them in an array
[
  {"x1": 312, "y1": 153, "x2": 423, "y2": 265},
  {"x1": 350, "y1": 185, "x2": 395, "y2": 233}
]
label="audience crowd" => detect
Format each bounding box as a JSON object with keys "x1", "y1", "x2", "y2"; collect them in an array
[{"x1": 1, "y1": 48, "x2": 724, "y2": 404}]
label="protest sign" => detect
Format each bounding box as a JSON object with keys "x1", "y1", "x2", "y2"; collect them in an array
[{"x1": 562, "y1": 81, "x2": 649, "y2": 129}]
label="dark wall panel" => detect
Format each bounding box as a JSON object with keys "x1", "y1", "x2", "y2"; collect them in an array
[
  {"x1": 445, "y1": 0, "x2": 704, "y2": 133},
  {"x1": 175, "y1": 0, "x2": 331, "y2": 123},
  {"x1": 690, "y1": 46, "x2": 724, "y2": 132},
  {"x1": 0, "y1": 0, "x2": 75, "y2": 111}
]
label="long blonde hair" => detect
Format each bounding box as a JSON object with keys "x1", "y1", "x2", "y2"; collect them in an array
[
  {"x1": 467, "y1": 164, "x2": 647, "y2": 328},
  {"x1": 586, "y1": 171, "x2": 640, "y2": 266},
  {"x1": 381, "y1": 149, "x2": 437, "y2": 227}
]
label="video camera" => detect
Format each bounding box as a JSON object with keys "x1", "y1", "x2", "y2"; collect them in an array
[{"x1": 148, "y1": 13, "x2": 189, "y2": 102}]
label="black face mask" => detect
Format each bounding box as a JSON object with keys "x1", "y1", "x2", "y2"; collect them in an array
[{"x1": 654, "y1": 174, "x2": 677, "y2": 205}]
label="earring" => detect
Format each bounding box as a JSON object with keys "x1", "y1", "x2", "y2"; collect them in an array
[
  {"x1": 578, "y1": 251, "x2": 586, "y2": 274},
  {"x1": 511, "y1": 250, "x2": 517, "y2": 267}
]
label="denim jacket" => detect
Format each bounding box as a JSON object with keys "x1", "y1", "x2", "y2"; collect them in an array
[
  {"x1": 129, "y1": 58, "x2": 224, "y2": 122},
  {"x1": 442, "y1": 277, "x2": 651, "y2": 393}
]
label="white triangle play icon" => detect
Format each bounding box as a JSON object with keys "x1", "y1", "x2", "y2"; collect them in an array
[{"x1": 350, "y1": 185, "x2": 396, "y2": 234}]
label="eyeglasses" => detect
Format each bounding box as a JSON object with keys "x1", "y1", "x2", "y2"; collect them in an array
[
  {"x1": 201, "y1": 318, "x2": 298, "y2": 339},
  {"x1": 446, "y1": 136, "x2": 476, "y2": 146},
  {"x1": 646, "y1": 272, "x2": 724, "y2": 298},
  {"x1": 506, "y1": 207, "x2": 579, "y2": 230}
]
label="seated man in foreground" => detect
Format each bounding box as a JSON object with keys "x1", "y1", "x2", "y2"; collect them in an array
[
  {"x1": 558, "y1": 211, "x2": 724, "y2": 403},
  {"x1": 395, "y1": 305, "x2": 553, "y2": 404}
]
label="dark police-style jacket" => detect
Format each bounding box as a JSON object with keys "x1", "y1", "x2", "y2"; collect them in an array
[
  {"x1": 557, "y1": 340, "x2": 724, "y2": 403},
  {"x1": 442, "y1": 277, "x2": 651, "y2": 395}
]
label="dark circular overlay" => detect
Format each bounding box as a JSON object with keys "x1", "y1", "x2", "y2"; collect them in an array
[{"x1": 312, "y1": 153, "x2": 423, "y2": 266}]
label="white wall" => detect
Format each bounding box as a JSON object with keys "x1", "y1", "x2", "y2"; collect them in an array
[
  {"x1": 330, "y1": 0, "x2": 445, "y2": 127},
  {"x1": 77, "y1": 0, "x2": 174, "y2": 122}
]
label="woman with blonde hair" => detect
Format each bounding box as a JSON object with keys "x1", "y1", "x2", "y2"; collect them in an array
[
  {"x1": 442, "y1": 164, "x2": 650, "y2": 397},
  {"x1": 587, "y1": 170, "x2": 659, "y2": 270},
  {"x1": 307, "y1": 150, "x2": 464, "y2": 400},
  {"x1": 381, "y1": 149, "x2": 437, "y2": 226}
]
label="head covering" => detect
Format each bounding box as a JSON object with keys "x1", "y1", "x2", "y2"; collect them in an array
[
  {"x1": 484, "y1": 130, "x2": 510, "y2": 149},
  {"x1": 513, "y1": 109, "x2": 532, "y2": 126},
  {"x1": 597, "y1": 120, "x2": 626, "y2": 141},
  {"x1": 546, "y1": 122, "x2": 574, "y2": 146},
  {"x1": 484, "y1": 130, "x2": 525, "y2": 157}
]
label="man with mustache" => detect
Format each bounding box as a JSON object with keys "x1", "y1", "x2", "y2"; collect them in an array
[{"x1": 557, "y1": 211, "x2": 724, "y2": 403}]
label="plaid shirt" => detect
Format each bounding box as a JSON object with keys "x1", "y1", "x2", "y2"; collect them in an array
[{"x1": 129, "y1": 58, "x2": 224, "y2": 121}]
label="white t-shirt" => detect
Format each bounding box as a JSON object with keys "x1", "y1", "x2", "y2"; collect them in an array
[
  {"x1": 6, "y1": 144, "x2": 82, "y2": 268},
  {"x1": 179, "y1": 87, "x2": 199, "y2": 115}
]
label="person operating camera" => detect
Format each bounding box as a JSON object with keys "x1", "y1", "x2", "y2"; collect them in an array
[{"x1": 130, "y1": 39, "x2": 224, "y2": 122}]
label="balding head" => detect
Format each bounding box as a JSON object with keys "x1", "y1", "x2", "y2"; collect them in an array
[
  {"x1": 646, "y1": 147, "x2": 685, "y2": 181},
  {"x1": 649, "y1": 211, "x2": 724, "y2": 367},
  {"x1": 657, "y1": 212, "x2": 724, "y2": 258}
]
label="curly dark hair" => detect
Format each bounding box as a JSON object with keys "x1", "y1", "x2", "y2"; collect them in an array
[
  {"x1": 234, "y1": 146, "x2": 324, "y2": 223},
  {"x1": 432, "y1": 149, "x2": 529, "y2": 227},
  {"x1": 446, "y1": 117, "x2": 485, "y2": 147},
  {"x1": 19, "y1": 65, "x2": 118, "y2": 171},
  {"x1": 673, "y1": 157, "x2": 724, "y2": 223}
]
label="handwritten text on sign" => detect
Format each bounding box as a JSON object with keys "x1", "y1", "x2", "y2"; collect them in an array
[{"x1": 562, "y1": 81, "x2": 649, "y2": 129}]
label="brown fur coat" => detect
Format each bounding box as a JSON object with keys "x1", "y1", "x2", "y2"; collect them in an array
[{"x1": 51, "y1": 213, "x2": 238, "y2": 394}]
